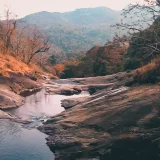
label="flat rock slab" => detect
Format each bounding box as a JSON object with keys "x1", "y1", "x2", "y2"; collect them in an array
[
  {"x1": 61, "y1": 96, "x2": 90, "y2": 109},
  {"x1": 67, "y1": 71, "x2": 134, "y2": 86},
  {"x1": 39, "y1": 83, "x2": 160, "y2": 160},
  {"x1": 0, "y1": 110, "x2": 16, "y2": 119},
  {"x1": 0, "y1": 110, "x2": 32, "y2": 124},
  {"x1": 79, "y1": 83, "x2": 114, "y2": 94},
  {"x1": 0, "y1": 89, "x2": 24, "y2": 109},
  {"x1": 46, "y1": 86, "x2": 82, "y2": 96}
]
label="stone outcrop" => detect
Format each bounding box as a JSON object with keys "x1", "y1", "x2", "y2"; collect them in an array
[
  {"x1": 19, "y1": 87, "x2": 42, "y2": 97},
  {"x1": 61, "y1": 96, "x2": 90, "y2": 109},
  {"x1": 0, "y1": 73, "x2": 40, "y2": 110},
  {"x1": 0, "y1": 110, "x2": 16, "y2": 119},
  {"x1": 39, "y1": 72, "x2": 160, "y2": 160},
  {"x1": 46, "y1": 86, "x2": 82, "y2": 96},
  {"x1": 0, "y1": 109, "x2": 32, "y2": 124},
  {"x1": 0, "y1": 89, "x2": 24, "y2": 110}
]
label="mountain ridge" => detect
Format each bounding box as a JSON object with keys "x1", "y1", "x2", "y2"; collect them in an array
[
  {"x1": 21, "y1": 6, "x2": 121, "y2": 26},
  {"x1": 20, "y1": 7, "x2": 121, "y2": 61}
]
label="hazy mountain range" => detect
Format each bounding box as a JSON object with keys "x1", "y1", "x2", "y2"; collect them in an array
[{"x1": 21, "y1": 7, "x2": 122, "y2": 61}]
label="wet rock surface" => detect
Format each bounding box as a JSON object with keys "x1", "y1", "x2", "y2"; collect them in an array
[
  {"x1": 0, "y1": 73, "x2": 40, "y2": 111},
  {"x1": 39, "y1": 72, "x2": 160, "y2": 160},
  {"x1": 0, "y1": 89, "x2": 24, "y2": 109},
  {"x1": 61, "y1": 96, "x2": 90, "y2": 109},
  {"x1": 0, "y1": 109, "x2": 32, "y2": 124},
  {"x1": 0, "y1": 110, "x2": 16, "y2": 119},
  {"x1": 46, "y1": 86, "x2": 82, "y2": 96},
  {"x1": 19, "y1": 87, "x2": 42, "y2": 97}
]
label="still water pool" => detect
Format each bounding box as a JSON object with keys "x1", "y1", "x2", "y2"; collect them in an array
[{"x1": 0, "y1": 82, "x2": 89, "y2": 160}]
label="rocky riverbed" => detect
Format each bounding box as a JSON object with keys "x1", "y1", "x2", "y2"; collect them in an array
[
  {"x1": 0, "y1": 76, "x2": 91, "y2": 160},
  {"x1": 0, "y1": 73, "x2": 41, "y2": 110},
  {"x1": 39, "y1": 72, "x2": 160, "y2": 160},
  {"x1": 2, "y1": 71, "x2": 160, "y2": 160}
]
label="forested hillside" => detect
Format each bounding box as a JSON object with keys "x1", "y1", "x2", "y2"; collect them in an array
[
  {"x1": 53, "y1": 2, "x2": 160, "y2": 80},
  {"x1": 21, "y1": 7, "x2": 121, "y2": 60},
  {"x1": 60, "y1": 37, "x2": 128, "y2": 78}
]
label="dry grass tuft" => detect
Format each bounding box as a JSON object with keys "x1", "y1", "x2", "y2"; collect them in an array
[
  {"x1": 0, "y1": 54, "x2": 31, "y2": 77},
  {"x1": 29, "y1": 63, "x2": 46, "y2": 74},
  {"x1": 134, "y1": 58, "x2": 160, "y2": 83}
]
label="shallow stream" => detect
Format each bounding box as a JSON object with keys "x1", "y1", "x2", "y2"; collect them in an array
[{"x1": 0, "y1": 81, "x2": 89, "y2": 160}]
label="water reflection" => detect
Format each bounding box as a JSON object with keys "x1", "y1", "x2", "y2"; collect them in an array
[
  {"x1": 9, "y1": 89, "x2": 89, "y2": 122},
  {"x1": 0, "y1": 120, "x2": 54, "y2": 160},
  {"x1": 1, "y1": 82, "x2": 90, "y2": 160}
]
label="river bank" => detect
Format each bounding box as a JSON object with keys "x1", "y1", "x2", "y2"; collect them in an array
[
  {"x1": 0, "y1": 73, "x2": 41, "y2": 109},
  {"x1": 0, "y1": 77, "x2": 90, "y2": 160},
  {"x1": 2, "y1": 70, "x2": 160, "y2": 160},
  {"x1": 39, "y1": 72, "x2": 160, "y2": 160}
]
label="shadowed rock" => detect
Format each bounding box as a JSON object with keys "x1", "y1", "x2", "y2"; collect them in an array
[
  {"x1": 46, "y1": 86, "x2": 82, "y2": 96},
  {"x1": 19, "y1": 87, "x2": 42, "y2": 97}
]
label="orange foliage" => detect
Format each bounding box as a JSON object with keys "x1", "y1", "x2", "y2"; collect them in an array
[
  {"x1": 53, "y1": 64, "x2": 65, "y2": 77},
  {"x1": 0, "y1": 54, "x2": 31, "y2": 77},
  {"x1": 0, "y1": 53, "x2": 47, "y2": 77},
  {"x1": 134, "y1": 58, "x2": 160, "y2": 83}
]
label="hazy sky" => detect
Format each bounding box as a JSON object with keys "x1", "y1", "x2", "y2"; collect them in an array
[{"x1": 0, "y1": 0, "x2": 140, "y2": 18}]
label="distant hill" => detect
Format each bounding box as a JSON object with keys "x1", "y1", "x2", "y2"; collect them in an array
[
  {"x1": 22, "y1": 7, "x2": 120, "y2": 26},
  {"x1": 21, "y1": 7, "x2": 121, "y2": 61}
]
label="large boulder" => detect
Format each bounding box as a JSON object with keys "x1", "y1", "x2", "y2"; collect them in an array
[
  {"x1": 39, "y1": 83, "x2": 160, "y2": 160},
  {"x1": 61, "y1": 97, "x2": 90, "y2": 109},
  {"x1": 0, "y1": 89, "x2": 24, "y2": 109}
]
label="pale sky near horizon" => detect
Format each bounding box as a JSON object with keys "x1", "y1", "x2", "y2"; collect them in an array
[{"x1": 0, "y1": 0, "x2": 141, "y2": 18}]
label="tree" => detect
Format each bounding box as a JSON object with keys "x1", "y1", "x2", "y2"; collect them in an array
[
  {"x1": 0, "y1": 7, "x2": 17, "y2": 54},
  {"x1": 37, "y1": 53, "x2": 49, "y2": 68},
  {"x1": 0, "y1": 7, "x2": 51, "y2": 72},
  {"x1": 116, "y1": 0, "x2": 160, "y2": 69},
  {"x1": 48, "y1": 55, "x2": 56, "y2": 65},
  {"x1": 24, "y1": 27, "x2": 50, "y2": 64}
]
